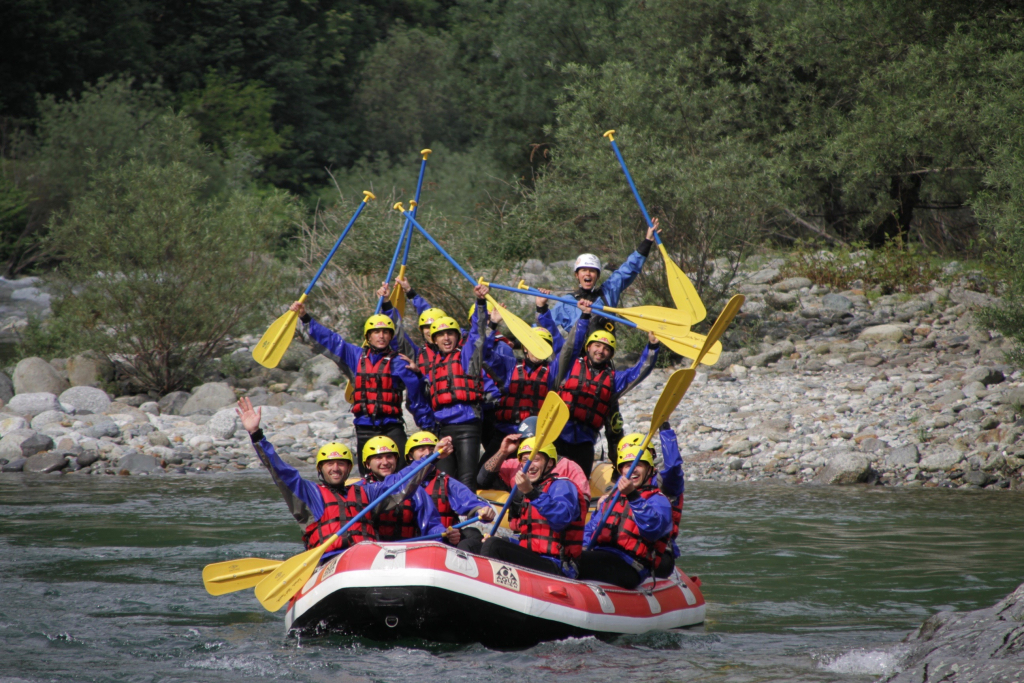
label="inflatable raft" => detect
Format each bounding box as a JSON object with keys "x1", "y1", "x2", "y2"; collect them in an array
[{"x1": 284, "y1": 541, "x2": 705, "y2": 647}]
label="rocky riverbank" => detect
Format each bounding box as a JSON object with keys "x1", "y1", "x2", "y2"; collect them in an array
[{"x1": 0, "y1": 257, "x2": 1021, "y2": 490}]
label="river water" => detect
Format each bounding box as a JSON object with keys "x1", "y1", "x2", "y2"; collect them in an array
[{"x1": 2, "y1": 475, "x2": 1022, "y2": 682}]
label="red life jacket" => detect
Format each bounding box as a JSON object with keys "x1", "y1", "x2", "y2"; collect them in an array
[
  {"x1": 592, "y1": 485, "x2": 669, "y2": 572},
  {"x1": 510, "y1": 476, "x2": 585, "y2": 565},
  {"x1": 558, "y1": 357, "x2": 615, "y2": 430},
  {"x1": 669, "y1": 493, "x2": 682, "y2": 547},
  {"x1": 424, "y1": 472, "x2": 458, "y2": 529},
  {"x1": 353, "y1": 350, "x2": 402, "y2": 418},
  {"x1": 494, "y1": 361, "x2": 549, "y2": 424},
  {"x1": 429, "y1": 351, "x2": 484, "y2": 409},
  {"x1": 302, "y1": 484, "x2": 374, "y2": 553},
  {"x1": 416, "y1": 344, "x2": 441, "y2": 381},
  {"x1": 363, "y1": 475, "x2": 419, "y2": 540}
]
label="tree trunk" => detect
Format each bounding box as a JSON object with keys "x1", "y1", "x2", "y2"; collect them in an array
[{"x1": 866, "y1": 173, "x2": 922, "y2": 247}]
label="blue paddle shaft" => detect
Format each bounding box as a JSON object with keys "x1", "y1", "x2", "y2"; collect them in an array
[
  {"x1": 375, "y1": 222, "x2": 409, "y2": 314},
  {"x1": 584, "y1": 449, "x2": 645, "y2": 550},
  {"x1": 483, "y1": 281, "x2": 638, "y2": 331},
  {"x1": 332, "y1": 452, "x2": 440, "y2": 540},
  {"x1": 305, "y1": 200, "x2": 369, "y2": 296},
  {"x1": 608, "y1": 138, "x2": 662, "y2": 246},
  {"x1": 407, "y1": 515, "x2": 481, "y2": 543},
  {"x1": 400, "y1": 157, "x2": 429, "y2": 266},
  {"x1": 489, "y1": 460, "x2": 531, "y2": 536},
  {"x1": 404, "y1": 212, "x2": 478, "y2": 286}
]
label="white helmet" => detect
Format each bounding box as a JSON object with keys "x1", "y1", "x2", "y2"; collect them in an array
[{"x1": 574, "y1": 253, "x2": 602, "y2": 273}]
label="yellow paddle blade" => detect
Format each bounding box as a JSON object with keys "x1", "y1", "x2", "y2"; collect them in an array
[
  {"x1": 638, "y1": 368, "x2": 696, "y2": 452},
  {"x1": 604, "y1": 304, "x2": 691, "y2": 329},
  {"x1": 534, "y1": 392, "x2": 569, "y2": 451},
  {"x1": 252, "y1": 291, "x2": 305, "y2": 369},
  {"x1": 202, "y1": 558, "x2": 282, "y2": 596},
  {"x1": 657, "y1": 331, "x2": 722, "y2": 366},
  {"x1": 485, "y1": 294, "x2": 552, "y2": 361},
  {"x1": 659, "y1": 243, "x2": 707, "y2": 325},
  {"x1": 390, "y1": 265, "x2": 407, "y2": 316},
  {"x1": 254, "y1": 535, "x2": 335, "y2": 612},
  {"x1": 344, "y1": 380, "x2": 355, "y2": 404},
  {"x1": 613, "y1": 312, "x2": 690, "y2": 340},
  {"x1": 690, "y1": 294, "x2": 744, "y2": 369}
]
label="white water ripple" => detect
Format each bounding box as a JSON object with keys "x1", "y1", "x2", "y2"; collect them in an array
[{"x1": 816, "y1": 645, "x2": 909, "y2": 676}]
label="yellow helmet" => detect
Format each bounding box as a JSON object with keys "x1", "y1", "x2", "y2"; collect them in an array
[
  {"x1": 468, "y1": 300, "x2": 496, "y2": 323},
  {"x1": 418, "y1": 307, "x2": 447, "y2": 329},
  {"x1": 586, "y1": 329, "x2": 616, "y2": 352},
  {"x1": 364, "y1": 314, "x2": 396, "y2": 337},
  {"x1": 531, "y1": 326, "x2": 553, "y2": 345},
  {"x1": 316, "y1": 442, "x2": 354, "y2": 469},
  {"x1": 405, "y1": 431, "x2": 438, "y2": 456},
  {"x1": 618, "y1": 433, "x2": 654, "y2": 457},
  {"x1": 430, "y1": 316, "x2": 461, "y2": 339},
  {"x1": 362, "y1": 436, "x2": 399, "y2": 463},
  {"x1": 517, "y1": 436, "x2": 558, "y2": 462},
  {"x1": 617, "y1": 443, "x2": 655, "y2": 470}
]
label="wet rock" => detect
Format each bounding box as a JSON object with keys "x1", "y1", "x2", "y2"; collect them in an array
[
  {"x1": 962, "y1": 469, "x2": 997, "y2": 487},
  {"x1": 858, "y1": 324, "x2": 907, "y2": 343},
  {"x1": 117, "y1": 451, "x2": 161, "y2": 473},
  {"x1": 885, "y1": 445, "x2": 919, "y2": 468},
  {"x1": 181, "y1": 382, "x2": 236, "y2": 415},
  {"x1": 962, "y1": 366, "x2": 1004, "y2": 386},
  {"x1": 814, "y1": 451, "x2": 871, "y2": 485},
  {"x1": 822, "y1": 293, "x2": 853, "y2": 312},
  {"x1": 59, "y1": 386, "x2": 111, "y2": 414},
  {"x1": 158, "y1": 391, "x2": 190, "y2": 415},
  {"x1": 12, "y1": 357, "x2": 70, "y2": 395},
  {"x1": 23, "y1": 452, "x2": 68, "y2": 473},
  {"x1": 7, "y1": 392, "x2": 62, "y2": 416},
  {"x1": 919, "y1": 449, "x2": 964, "y2": 472},
  {"x1": 208, "y1": 408, "x2": 240, "y2": 440},
  {"x1": 66, "y1": 352, "x2": 114, "y2": 388},
  {"x1": 0, "y1": 430, "x2": 55, "y2": 460},
  {"x1": 278, "y1": 343, "x2": 314, "y2": 372},
  {"x1": 882, "y1": 581, "x2": 1024, "y2": 683},
  {"x1": 1, "y1": 456, "x2": 26, "y2": 472},
  {"x1": 0, "y1": 372, "x2": 13, "y2": 403},
  {"x1": 76, "y1": 451, "x2": 100, "y2": 468}
]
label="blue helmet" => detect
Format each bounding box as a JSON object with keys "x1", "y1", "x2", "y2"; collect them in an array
[{"x1": 517, "y1": 416, "x2": 538, "y2": 438}]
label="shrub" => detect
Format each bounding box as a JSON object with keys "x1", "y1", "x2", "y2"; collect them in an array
[{"x1": 782, "y1": 238, "x2": 939, "y2": 293}]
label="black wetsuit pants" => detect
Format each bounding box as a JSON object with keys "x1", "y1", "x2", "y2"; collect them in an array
[
  {"x1": 576, "y1": 550, "x2": 643, "y2": 589},
  {"x1": 480, "y1": 537, "x2": 563, "y2": 576},
  {"x1": 436, "y1": 421, "x2": 482, "y2": 490}
]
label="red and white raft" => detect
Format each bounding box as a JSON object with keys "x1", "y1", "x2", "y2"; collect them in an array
[{"x1": 284, "y1": 541, "x2": 705, "y2": 647}]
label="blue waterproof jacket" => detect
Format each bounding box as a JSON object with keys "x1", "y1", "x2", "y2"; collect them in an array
[
  {"x1": 656, "y1": 426, "x2": 684, "y2": 558},
  {"x1": 582, "y1": 482, "x2": 673, "y2": 579},
  {"x1": 549, "y1": 240, "x2": 652, "y2": 332},
  {"x1": 511, "y1": 477, "x2": 583, "y2": 578}
]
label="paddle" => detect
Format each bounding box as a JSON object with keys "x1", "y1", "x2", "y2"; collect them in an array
[
  {"x1": 202, "y1": 557, "x2": 283, "y2": 596},
  {"x1": 405, "y1": 515, "x2": 481, "y2": 543},
  {"x1": 584, "y1": 295, "x2": 744, "y2": 549},
  {"x1": 395, "y1": 204, "x2": 553, "y2": 361},
  {"x1": 482, "y1": 280, "x2": 719, "y2": 366},
  {"x1": 488, "y1": 392, "x2": 569, "y2": 536},
  {"x1": 253, "y1": 190, "x2": 376, "y2": 369},
  {"x1": 389, "y1": 149, "x2": 432, "y2": 316},
  {"x1": 376, "y1": 221, "x2": 410, "y2": 315},
  {"x1": 602, "y1": 130, "x2": 707, "y2": 324},
  {"x1": 253, "y1": 451, "x2": 440, "y2": 612},
  {"x1": 584, "y1": 367, "x2": 695, "y2": 550}
]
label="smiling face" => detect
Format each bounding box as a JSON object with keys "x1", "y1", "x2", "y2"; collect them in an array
[
  {"x1": 522, "y1": 452, "x2": 552, "y2": 483},
  {"x1": 367, "y1": 329, "x2": 394, "y2": 351},
  {"x1": 408, "y1": 445, "x2": 433, "y2": 462},
  {"x1": 575, "y1": 267, "x2": 600, "y2": 291},
  {"x1": 319, "y1": 459, "x2": 352, "y2": 486},
  {"x1": 367, "y1": 452, "x2": 398, "y2": 478},
  {"x1": 420, "y1": 325, "x2": 433, "y2": 343},
  {"x1": 434, "y1": 329, "x2": 460, "y2": 353},
  {"x1": 587, "y1": 340, "x2": 614, "y2": 365},
  {"x1": 618, "y1": 460, "x2": 651, "y2": 486}
]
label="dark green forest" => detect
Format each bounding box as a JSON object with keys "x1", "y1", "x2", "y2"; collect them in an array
[{"x1": 5, "y1": 0, "x2": 1024, "y2": 383}]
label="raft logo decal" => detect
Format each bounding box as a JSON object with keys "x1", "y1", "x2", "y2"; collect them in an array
[
  {"x1": 489, "y1": 562, "x2": 520, "y2": 592},
  {"x1": 320, "y1": 556, "x2": 340, "y2": 581}
]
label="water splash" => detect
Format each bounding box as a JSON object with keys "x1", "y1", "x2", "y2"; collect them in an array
[{"x1": 816, "y1": 645, "x2": 908, "y2": 676}]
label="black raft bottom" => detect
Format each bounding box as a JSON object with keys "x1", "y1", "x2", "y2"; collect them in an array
[{"x1": 290, "y1": 585, "x2": 596, "y2": 649}]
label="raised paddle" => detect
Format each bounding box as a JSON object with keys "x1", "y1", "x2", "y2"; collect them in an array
[
  {"x1": 253, "y1": 451, "x2": 441, "y2": 612},
  {"x1": 253, "y1": 190, "x2": 375, "y2": 369},
  {"x1": 488, "y1": 392, "x2": 569, "y2": 536},
  {"x1": 405, "y1": 515, "x2": 481, "y2": 543},
  {"x1": 389, "y1": 149, "x2": 432, "y2": 316},
  {"x1": 584, "y1": 367, "x2": 695, "y2": 550},
  {"x1": 603, "y1": 130, "x2": 707, "y2": 324},
  {"x1": 395, "y1": 204, "x2": 553, "y2": 361},
  {"x1": 202, "y1": 557, "x2": 283, "y2": 596}
]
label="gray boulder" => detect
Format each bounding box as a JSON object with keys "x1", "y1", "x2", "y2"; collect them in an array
[
  {"x1": 773, "y1": 276, "x2": 812, "y2": 292},
  {"x1": 859, "y1": 437, "x2": 888, "y2": 452},
  {"x1": 66, "y1": 352, "x2": 114, "y2": 388},
  {"x1": 7, "y1": 392, "x2": 62, "y2": 417},
  {"x1": 23, "y1": 452, "x2": 67, "y2": 474},
  {"x1": 0, "y1": 429, "x2": 55, "y2": 460},
  {"x1": 746, "y1": 349, "x2": 784, "y2": 368},
  {"x1": 747, "y1": 268, "x2": 780, "y2": 285},
  {"x1": 292, "y1": 354, "x2": 342, "y2": 389},
  {"x1": 117, "y1": 451, "x2": 161, "y2": 473},
  {"x1": 279, "y1": 343, "x2": 314, "y2": 372},
  {"x1": 207, "y1": 408, "x2": 240, "y2": 440},
  {"x1": 814, "y1": 452, "x2": 872, "y2": 485},
  {"x1": 884, "y1": 445, "x2": 920, "y2": 468},
  {"x1": 79, "y1": 421, "x2": 119, "y2": 439},
  {"x1": 158, "y1": 391, "x2": 191, "y2": 415},
  {"x1": 181, "y1": 382, "x2": 236, "y2": 415},
  {"x1": 13, "y1": 357, "x2": 70, "y2": 395},
  {"x1": 765, "y1": 292, "x2": 797, "y2": 310},
  {"x1": 1, "y1": 456, "x2": 26, "y2": 472},
  {"x1": 0, "y1": 372, "x2": 13, "y2": 402},
  {"x1": 962, "y1": 469, "x2": 997, "y2": 487},
  {"x1": 139, "y1": 401, "x2": 160, "y2": 415},
  {"x1": 76, "y1": 451, "x2": 100, "y2": 467},
  {"x1": 0, "y1": 416, "x2": 28, "y2": 436},
  {"x1": 822, "y1": 293, "x2": 853, "y2": 312},
  {"x1": 59, "y1": 386, "x2": 111, "y2": 414},
  {"x1": 919, "y1": 449, "x2": 964, "y2": 472},
  {"x1": 30, "y1": 410, "x2": 65, "y2": 430},
  {"x1": 881, "y1": 581, "x2": 1024, "y2": 683},
  {"x1": 961, "y1": 366, "x2": 1005, "y2": 387},
  {"x1": 858, "y1": 324, "x2": 908, "y2": 343},
  {"x1": 148, "y1": 431, "x2": 171, "y2": 447}
]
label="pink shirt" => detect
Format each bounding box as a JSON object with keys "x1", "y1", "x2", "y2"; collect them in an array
[{"x1": 499, "y1": 457, "x2": 591, "y2": 500}]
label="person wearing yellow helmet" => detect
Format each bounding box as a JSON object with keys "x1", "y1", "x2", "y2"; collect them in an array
[
  {"x1": 576, "y1": 436, "x2": 673, "y2": 589},
  {"x1": 551, "y1": 299, "x2": 661, "y2": 478},
  {"x1": 236, "y1": 397, "x2": 451, "y2": 563},
  {"x1": 289, "y1": 296, "x2": 435, "y2": 477},
  {"x1": 479, "y1": 437, "x2": 587, "y2": 577},
  {"x1": 405, "y1": 431, "x2": 495, "y2": 552}
]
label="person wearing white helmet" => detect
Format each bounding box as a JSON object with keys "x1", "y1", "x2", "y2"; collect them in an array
[{"x1": 547, "y1": 218, "x2": 662, "y2": 333}]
